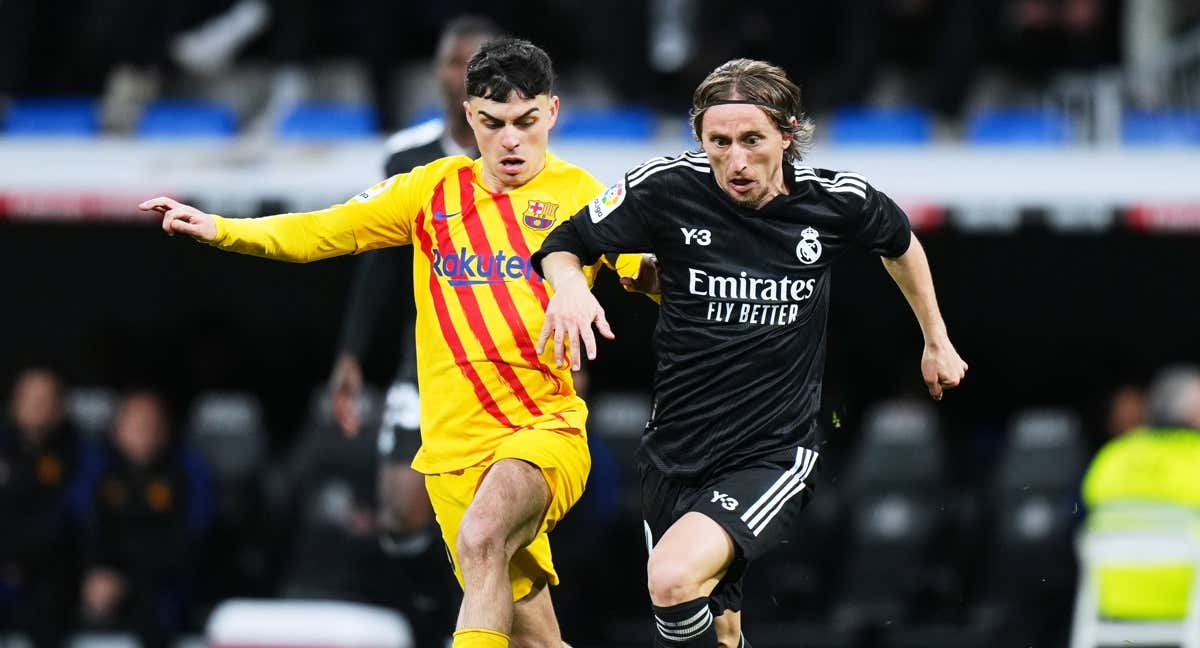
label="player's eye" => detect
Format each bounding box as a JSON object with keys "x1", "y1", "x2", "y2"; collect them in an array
[
  {"x1": 745, "y1": 135, "x2": 761, "y2": 145},
  {"x1": 710, "y1": 136, "x2": 730, "y2": 147},
  {"x1": 516, "y1": 118, "x2": 536, "y2": 128},
  {"x1": 484, "y1": 120, "x2": 503, "y2": 130}
]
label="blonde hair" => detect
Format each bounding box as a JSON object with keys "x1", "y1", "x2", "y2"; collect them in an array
[{"x1": 691, "y1": 58, "x2": 815, "y2": 162}]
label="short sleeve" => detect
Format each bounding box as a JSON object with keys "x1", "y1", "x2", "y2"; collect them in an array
[{"x1": 855, "y1": 182, "x2": 912, "y2": 258}]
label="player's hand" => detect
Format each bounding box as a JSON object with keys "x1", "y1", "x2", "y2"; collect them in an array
[
  {"x1": 537, "y1": 278, "x2": 614, "y2": 371},
  {"x1": 138, "y1": 196, "x2": 218, "y2": 241},
  {"x1": 330, "y1": 353, "x2": 364, "y2": 436},
  {"x1": 619, "y1": 253, "x2": 661, "y2": 295},
  {"x1": 922, "y1": 340, "x2": 967, "y2": 401}
]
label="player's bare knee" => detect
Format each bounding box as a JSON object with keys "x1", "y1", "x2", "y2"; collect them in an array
[
  {"x1": 646, "y1": 553, "x2": 702, "y2": 605},
  {"x1": 455, "y1": 513, "x2": 507, "y2": 570}
]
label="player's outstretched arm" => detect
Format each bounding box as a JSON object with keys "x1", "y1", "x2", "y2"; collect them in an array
[
  {"x1": 139, "y1": 197, "x2": 218, "y2": 241},
  {"x1": 882, "y1": 233, "x2": 968, "y2": 400},
  {"x1": 537, "y1": 251, "x2": 615, "y2": 371}
]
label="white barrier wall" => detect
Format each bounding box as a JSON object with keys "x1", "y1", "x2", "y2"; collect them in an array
[{"x1": 2, "y1": 138, "x2": 1199, "y2": 231}]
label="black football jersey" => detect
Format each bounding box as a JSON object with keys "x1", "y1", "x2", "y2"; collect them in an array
[{"x1": 533, "y1": 150, "x2": 912, "y2": 478}]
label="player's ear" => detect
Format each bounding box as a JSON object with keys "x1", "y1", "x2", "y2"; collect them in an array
[
  {"x1": 463, "y1": 100, "x2": 475, "y2": 124},
  {"x1": 546, "y1": 95, "x2": 560, "y2": 129},
  {"x1": 782, "y1": 116, "x2": 798, "y2": 149}
]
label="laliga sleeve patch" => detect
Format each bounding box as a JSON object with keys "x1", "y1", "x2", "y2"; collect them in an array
[
  {"x1": 351, "y1": 175, "x2": 397, "y2": 203},
  {"x1": 588, "y1": 181, "x2": 626, "y2": 223}
]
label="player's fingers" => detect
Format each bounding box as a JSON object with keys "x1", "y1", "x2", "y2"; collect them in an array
[
  {"x1": 929, "y1": 381, "x2": 943, "y2": 400},
  {"x1": 595, "y1": 310, "x2": 615, "y2": 340},
  {"x1": 161, "y1": 212, "x2": 179, "y2": 235},
  {"x1": 553, "y1": 327, "x2": 566, "y2": 368},
  {"x1": 569, "y1": 325, "x2": 583, "y2": 371},
  {"x1": 535, "y1": 320, "x2": 553, "y2": 354},
  {"x1": 580, "y1": 324, "x2": 597, "y2": 363},
  {"x1": 139, "y1": 197, "x2": 180, "y2": 212}
]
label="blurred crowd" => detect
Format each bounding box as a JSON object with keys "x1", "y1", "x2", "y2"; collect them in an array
[
  {"x1": 2, "y1": 1, "x2": 1199, "y2": 136},
  {"x1": 3, "y1": 361, "x2": 1199, "y2": 647}
]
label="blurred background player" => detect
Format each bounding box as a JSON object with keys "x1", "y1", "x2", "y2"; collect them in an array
[
  {"x1": 0, "y1": 368, "x2": 81, "y2": 648},
  {"x1": 326, "y1": 15, "x2": 500, "y2": 647},
  {"x1": 72, "y1": 390, "x2": 214, "y2": 648}
]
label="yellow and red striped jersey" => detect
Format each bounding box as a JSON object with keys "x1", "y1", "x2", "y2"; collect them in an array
[{"x1": 209, "y1": 152, "x2": 635, "y2": 473}]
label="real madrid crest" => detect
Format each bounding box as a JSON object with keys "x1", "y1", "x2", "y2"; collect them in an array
[
  {"x1": 796, "y1": 227, "x2": 822, "y2": 264},
  {"x1": 522, "y1": 200, "x2": 559, "y2": 231}
]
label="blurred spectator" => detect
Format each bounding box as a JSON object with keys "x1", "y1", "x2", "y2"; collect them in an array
[
  {"x1": 1105, "y1": 384, "x2": 1146, "y2": 439},
  {"x1": 1081, "y1": 365, "x2": 1200, "y2": 620},
  {"x1": 0, "y1": 368, "x2": 82, "y2": 648},
  {"x1": 73, "y1": 390, "x2": 214, "y2": 648}
]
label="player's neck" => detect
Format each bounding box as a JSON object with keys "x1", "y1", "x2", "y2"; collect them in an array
[{"x1": 752, "y1": 170, "x2": 790, "y2": 209}]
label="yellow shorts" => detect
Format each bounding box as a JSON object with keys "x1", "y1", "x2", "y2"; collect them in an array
[{"x1": 424, "y1": 422, "x2": 591, "y2": 601}]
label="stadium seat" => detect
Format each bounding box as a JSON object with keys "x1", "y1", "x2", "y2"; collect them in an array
[
  {"x1": 186, "y1": 392, "x2": 266, "y2": 485},
  {"x1": 966, "y1": 108, "x2": 1074, "y2": 145},
  {"x1": 136, "y1": 100, "x2": 238, "y2": 137},
  {"x1": 974, "y1": 409, "x2": 1088, "y2": 647},
  {"x1": 278, "y1": 102, "x2": 378, "y2": 140},
  {"x1": 1069, "y1": 507, "x2": 1200, "y2": 648},
  {"x1": 404, "y1": 105, "x2": 441, "y2": 127},
  {"x1": 1121, "y1": 110, "x2": 1200, "y2": 146},
  {"x1": 828, "y1": 107, "x2": 934, "y2": 145},
  {"x1": 556, "y1": 106, "x2": 656, "y2": 141},
  {"x1": 3, "y1": 98, "x2": 100, "y2": 136},
  {"x1": 832, "y1": 400, "x2": 952, "y2": 630},
  {"x1": 207, "y1": 599, "x2": 413, "y2": 648},
  {"x1": 186, "y1": 391, "x2": 271, "y2": 597}
]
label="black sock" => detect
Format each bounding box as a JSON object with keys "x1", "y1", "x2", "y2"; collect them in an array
[{"x1": 652, "y1": 598, "x2": 718, "y2": 647}]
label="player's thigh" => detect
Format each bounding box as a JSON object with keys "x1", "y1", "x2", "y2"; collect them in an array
[
  {"x1": 714, "y1": 610, "x2": 741, "y2": 648},
  {"x1": 648, "y1": 511, "x2": 736, "y2": 593},
  {"x1": 510, "y1": 583, "x2": 563, "y2": 648},
  {"x1": 460, "y1": 458, "x2": 551, "y2": 556}
]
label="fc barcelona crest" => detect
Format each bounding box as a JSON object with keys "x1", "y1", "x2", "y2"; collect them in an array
[{"x1": 522, "y1": 200, "x2": 559, "y2": 231}]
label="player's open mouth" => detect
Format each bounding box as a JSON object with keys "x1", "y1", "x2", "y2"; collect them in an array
[
  {"x1": 729, "y1": 177, "x2": 754, "y2": 192},
  {"x1": 500, "y1": 157, "x2": 525, "y2": 174}
]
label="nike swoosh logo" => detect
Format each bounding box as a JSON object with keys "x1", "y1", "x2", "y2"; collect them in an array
[{"x1": 432, "y1": 211, "x2": 461, "y2": 221}]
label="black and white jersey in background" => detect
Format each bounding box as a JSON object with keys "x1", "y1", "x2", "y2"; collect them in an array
[
  {"x1": 339, "y1": 119, "x2": 475, "y2": 462},
  {"x1": 533, "y1": 151, "x2": 912, "y2": 479}
]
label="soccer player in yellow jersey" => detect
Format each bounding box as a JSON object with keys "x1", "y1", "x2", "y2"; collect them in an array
[{"x1": 139, "y1": 38, "x2": 642, "y2": 648}]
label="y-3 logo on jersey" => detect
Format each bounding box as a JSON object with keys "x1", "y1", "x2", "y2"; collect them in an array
[
  {"x1": 712, "y1": 491, "x2": 739, "y2": 511},
  {"x1": 681, "y1": 227, "x2": 711, "y2": 246}
]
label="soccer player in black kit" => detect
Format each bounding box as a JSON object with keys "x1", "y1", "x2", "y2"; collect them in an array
[{"x1": 532, "y1": 59, "x2": 968, "y2": 648}]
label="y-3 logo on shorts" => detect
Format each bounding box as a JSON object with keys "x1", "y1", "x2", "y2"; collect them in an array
[{"x1": 712, "y1": 491, "x2": 739, "y2": 511}]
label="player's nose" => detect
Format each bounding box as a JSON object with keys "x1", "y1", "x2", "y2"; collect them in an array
[{"x1": 500, "y1": 126, "x2": 520, "y2": 149}]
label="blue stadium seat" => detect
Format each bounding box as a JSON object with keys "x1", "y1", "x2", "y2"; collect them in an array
[
  {"x1": 557, "y1": 106, "x2": 656, "y2": 141},
  {"x1": 137, "y1": 100, "x2": 237, "y2": 137},
  {"x1": 405, "y1": 105, "x2": 442, "y2": 127},
  {"x1": 966, "y1": 108, "x2": 1074, "y2": 145},
  {"x1": 3, "y1": 97, "x2": 99, "y2": 135},
  {"x1": 1122, "y1": 110, "x2": 1200, "y2": 146},
  {"x1": 278, "y1": 102, "x2": 378, "y2": 140},
  {"x1": 828, "y1": 107, "x2": 933, "y2": 145}
]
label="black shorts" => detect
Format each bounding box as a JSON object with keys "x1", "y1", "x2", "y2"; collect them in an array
[
  {"x1": 639, "y1": 446, "x2": 820, "y2": 614},
  {"x1": 377, "y1": 380, "x2": 421, "y2": 464}
]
